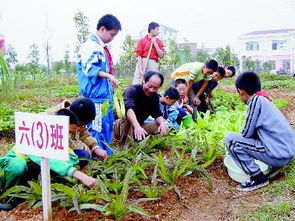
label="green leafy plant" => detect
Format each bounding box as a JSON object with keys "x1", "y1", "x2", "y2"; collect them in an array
[
  {"x1": 101, "y1": 99, "x2": 110, "y2": 117},
  {"x1": 153, "y1": 149, "x2": 212, "y2": 189},
  {"x1": 98, "y1": 168, "x2": 150, "y2": 220},
  {"x1": 0, "y1": 181, "x2": 42, "y2": 209},
  {"x1": 0, "y1": 53, "x2": 14, "y2": 101},
  {"x1": 273, "y1": 98, "x2": 289, "y2": 109},
  {"x1": 51, "y1": 183, "x2": 104, "y2": 214},
  {"x1": 137, "y1": 165, "x2": 169, "y2": 199},
  {"x1": 113, "y1": 88, "x2": 125, "y2": 119}
]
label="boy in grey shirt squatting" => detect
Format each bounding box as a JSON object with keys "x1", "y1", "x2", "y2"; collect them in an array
[{"x1": 226, "y1": 71, "x2": 295, "y2": 192}]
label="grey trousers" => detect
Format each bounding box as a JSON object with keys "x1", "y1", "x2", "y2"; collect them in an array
[
  {"x1": 225, "y1": 132, "x2": 292, "y2": 176},
  {"x1": 132, "y1": 58, "x2": 159, "y2": 85}
]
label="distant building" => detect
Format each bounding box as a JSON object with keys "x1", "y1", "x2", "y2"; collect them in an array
[
  {"x1": 138, "y1": 24, "x2": 178, "y2": 42},
  {"x1": 178, "y1": 42, "x2": 197, "y2": 57},
  {"x1": 158, "y1": 24, "x2": 178, "y2": 42},
  {"x1": 239, "y1": 29, "x2": 295, "y2": 73}
]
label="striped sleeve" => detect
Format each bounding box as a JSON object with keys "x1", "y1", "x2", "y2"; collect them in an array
[{"x1": 241, "y1": 96, "x2": 261, "y2": 138}]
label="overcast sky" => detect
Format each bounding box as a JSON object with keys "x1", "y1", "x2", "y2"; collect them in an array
[{"x1": 1, "y1": 0, "x2": 295, "y2": 64}]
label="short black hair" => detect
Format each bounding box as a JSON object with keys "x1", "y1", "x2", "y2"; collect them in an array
[
  {"x1": 227, "y1": 66, "x2": 236, "y2": 77},
  {"x1": 144, "y1": 71, "x2": 164, "y2": 87},
  {"x1": 174, "y1": 79, "x2": 187, "y2": 87},
  {"x1": 97, "y1": 14, "x2": 121, "y2": 31},
  {"x1": 70, "y1": 98, "x2": 96, "y2": 124},
  {"x1": 205, "y1": 59, "x2": 218, "y2": 72},
  {"x1": 148, "y1": 22, "x2": 159, "y2": 33},
  {"x1": 217, "y1": 66, "x2": 226, "y2": 78},
  {"x1": 56, "y1": 109, "x2": 80, "y2": 125},
  {"x1": 235, "y1": 71, "x2": 261, "y2": 95},
  {"x1": 164, "y1": 87, "x2": 180, "y2": 100}
]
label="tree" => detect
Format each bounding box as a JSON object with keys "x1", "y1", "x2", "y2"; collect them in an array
[
  {"x1": 178, "y1": 47, "x2": 194, "y2": 64},
  {"x1": 114, "y1": 34, "x2": 137, "y2": 77},
  {"x1": 27, "y1": 44, "x2": 40, "y2": 65},
  {"x1": 195, "y1": 48, "x2": 210, "y2": 63},
  {"x1": 213, "y1": 45, "x2": 240, "y2": 67},
  {"x1": 262, "y1": 61, "x2": 273, "y2": 72},
  {"x1": 52, "y1": 60, "x2": 65, "y2": 75},
  {"x1": 44, "y1": 38, "x2": 51, "y2": 78},
  {"x1": 27, "y1": 44, "x2": 41, "y2": 79},
  {"x1": 44, "y1": 11, "x2": 52, "y2": 78},
  {"x1": 159, "y1": 39, "x2": 180, "y2": 74},
  {"x1": 241, "y1": 56, "x2": 261, "y2": 73},
  {"x1": 64, "y1": 45, "x2": 71, "y2": 76},
  {"x1": 73, "y1": 10, "x2": 90, "y2": 53},
  {"x1": 6, "y1": 45, "x2": 18, "y2": 68}
]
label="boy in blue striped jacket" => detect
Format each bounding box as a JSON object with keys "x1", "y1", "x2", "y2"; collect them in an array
[
  {"x1": 76, "y1": 14, "x2": 121, "y2": 156},
  {"x1": 225, "y1": 71, "x2": 295, "y2": 192}
]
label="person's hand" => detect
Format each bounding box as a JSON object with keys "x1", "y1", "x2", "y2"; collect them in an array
[
  {"x1": 193, "y1": 96, "x2": 201, "y2": 106},
  {"x1": 94, "y1": 147, "x2": 107, "y2": 160},
  {"x1": 108, "y1": 74, "x2": 119, "y2": 87},
  {"x1": 73, "y1": 171, "x2": 97, "y2": 188},
  {"x1": 157, "y1": 123, "x2": 167, "y2": 136},
  {"x1": 184, "y1": 96, "x2": 189, "y2": 103},
  {"x1": 151, "y1": 37, "x2": 157, "y2": 45},
  {"x1": 134, "y1": 125, "x2": 148, "y2": 140},
  {"x1": 81, "y1": 175, "x2": 97, "y2": 188},
  {"x1": 184, "y1": 104, "x2": 194, "y2": 114}
]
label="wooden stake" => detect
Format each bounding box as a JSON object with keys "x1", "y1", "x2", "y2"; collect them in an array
[
  {"x1": 141, "y1": 42, "x2": 153, "y2": 83},
  {"x1": 41, "y1": 157, "x2": 52, "y2": 221}
]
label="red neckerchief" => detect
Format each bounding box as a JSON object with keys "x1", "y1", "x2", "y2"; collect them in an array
[
  {"x1": 255, "y1": 91, "x2": 272, "y2": 101},
  {"x1": 103, "y1": 46, "x2": 114, "y2": 75}
]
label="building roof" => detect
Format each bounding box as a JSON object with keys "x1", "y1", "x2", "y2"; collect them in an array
[
  {"x1": 159, "y1": 24, "x2": 178, "y2": 33},
  {"x1": 243, "y1": 29, "x2": 295, "y2": 36}
]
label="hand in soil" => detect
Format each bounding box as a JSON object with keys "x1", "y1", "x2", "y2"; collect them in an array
[{"x1": 73, "y1": 171, "x2": 97, "y2": 188}]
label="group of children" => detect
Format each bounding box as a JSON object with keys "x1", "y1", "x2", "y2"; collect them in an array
[
  {"x1": 158, "y1": 60, "x2": 236, "y2": 130},
  {"x1": 1, "y1": 13, "x2": 295, "y2": 211}
]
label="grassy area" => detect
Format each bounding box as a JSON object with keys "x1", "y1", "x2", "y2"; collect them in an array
[
  {"x1": 220, "y1": 72, "x2": 295, "y2": 91},
  {"x1": 239, "y1": 160, "x2": 295, "y2": 220},
  {"x1": 243, "y1": 201, "x2": 293, "y2": 221}
]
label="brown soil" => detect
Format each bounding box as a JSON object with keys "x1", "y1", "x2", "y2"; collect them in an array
[
  {"x1": 0, "y1": 89, "x2": 294, "y2": 221},
  {"x1": 0, "y1": 157, "x2": 275, "y2": 221},
  {"x1": 0, "y1": 137, "x2": 14, "y2": 156}
]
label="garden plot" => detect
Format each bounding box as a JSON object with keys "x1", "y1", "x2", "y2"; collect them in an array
[{"x1": 0, "y1": 81, "x2": 295, "y2": 220}]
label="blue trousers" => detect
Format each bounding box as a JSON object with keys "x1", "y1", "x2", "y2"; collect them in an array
[
  {"x1": 226, "y1": 132, "x2": 292, "y2": 176},
  {"x1": 74, "y1": 150, "x2": 98, "y2": 168},
  {"x1": 87, "y1": 103, "x2": 114, "y2": 156}
]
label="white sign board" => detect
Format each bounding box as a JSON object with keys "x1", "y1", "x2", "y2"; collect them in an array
[{"x1": 15, "y1": 112, "x2": 69, "y2": 161}]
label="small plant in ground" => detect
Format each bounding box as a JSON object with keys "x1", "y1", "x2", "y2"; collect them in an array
[
  {"x1": 0, "y1": 181, "x2": 42, "y2": 209},
  {"x1": 273, "y1": 98, "x2": 289, "y2": 109},
  {"x1": 153, "y1": 149, "x2": 212, "y2": 189},
  {"x1": 51, "y1": 183, "x2": 104, "y2": 214},
  {"x1": 136, "y1": 165, "x2": 170, "y2": 199},
  {"x1": 97, "y1": 168, "x2": 151, "y2": 220},
  {"x1": 0, "y1": 104, "x2": 14, "y2": 137}
]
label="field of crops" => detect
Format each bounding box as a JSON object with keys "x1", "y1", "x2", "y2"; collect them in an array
[{"x1": 0, "y1": 74, "x2": 295, "y2": 220}]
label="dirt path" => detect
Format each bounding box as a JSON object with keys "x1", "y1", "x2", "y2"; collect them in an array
[{"x1": 127, "y1": 158, "x2": 267, "y2": 221}]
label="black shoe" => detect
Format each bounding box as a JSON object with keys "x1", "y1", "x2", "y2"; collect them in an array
[
  {"x1": 266, "y1": 166, "x2": 285, "y2": 180},
  {"x1": 237, "y1": 173, "x2": 269, "y2": 192}
]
